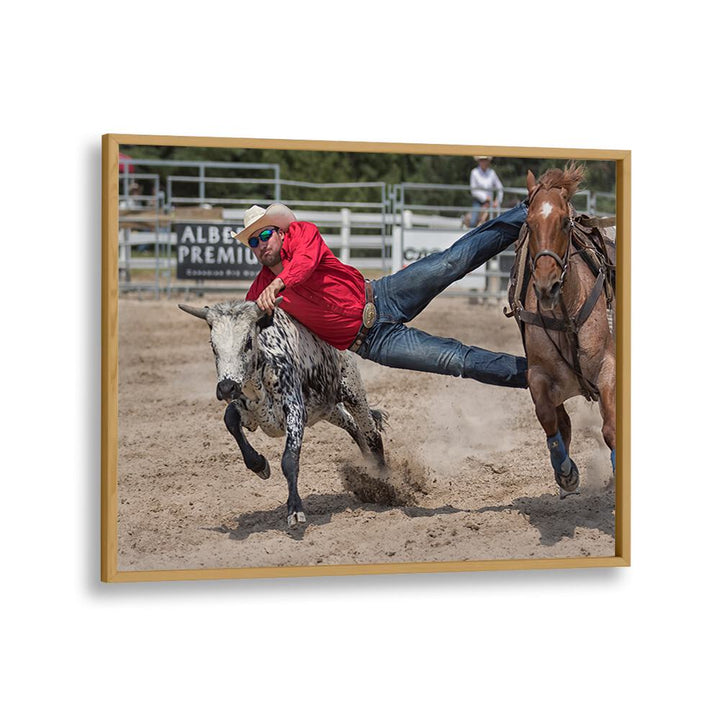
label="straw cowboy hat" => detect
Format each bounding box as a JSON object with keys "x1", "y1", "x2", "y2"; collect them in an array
[
  {"x1": 231, "y1": 203, "x2": 297, "y2": 247},
  {"x1": 473, "y1": 155, "x2": 492, "y2": 161}
]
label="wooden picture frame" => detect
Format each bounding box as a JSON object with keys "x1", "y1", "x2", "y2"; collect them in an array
[{"x1": 102, "y1": 134, "x2": 630, "y2": 582}]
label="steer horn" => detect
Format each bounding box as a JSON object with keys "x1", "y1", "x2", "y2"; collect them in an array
[
  {"x1": 178, "y1": 304, "x2": 209, "y2": 320},
  {"x1": 253, "y1": 296, "x2": 284, "y2": 319}
]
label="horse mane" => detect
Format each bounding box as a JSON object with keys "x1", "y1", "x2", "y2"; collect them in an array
[{"x1": 537, "y1": 162, "x2": 585, "y2": 197}]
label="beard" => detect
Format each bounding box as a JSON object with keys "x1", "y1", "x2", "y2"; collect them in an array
[{"x1": 258, "y1": 248, "x2": 282, "y2": 267}]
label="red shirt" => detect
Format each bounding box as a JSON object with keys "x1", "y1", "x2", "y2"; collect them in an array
[{"x1": 246, "y1": 221, "x2": 365, "y2": 350}]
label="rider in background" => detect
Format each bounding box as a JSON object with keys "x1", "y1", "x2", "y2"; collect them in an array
[{"x1": 470, "y1": 156, "x2": 504, "y2": 226}]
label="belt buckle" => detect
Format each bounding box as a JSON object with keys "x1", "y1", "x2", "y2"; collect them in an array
[{"x1": 362, "y1": 302, "x2": 376, "y2": 328}]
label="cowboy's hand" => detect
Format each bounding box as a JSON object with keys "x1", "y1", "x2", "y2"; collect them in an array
[{"x1": 257, "y1": 277, "x2": 285, "y2": 314}]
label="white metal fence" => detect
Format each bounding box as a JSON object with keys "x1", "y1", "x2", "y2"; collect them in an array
[{"x1": 117, "y1": 161, "x2": 615, "y2": 299}]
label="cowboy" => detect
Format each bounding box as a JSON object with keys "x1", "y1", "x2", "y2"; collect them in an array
[
  {"x1": 469, "y1": 155, "x2": 504, "y2": 226},
  {"x1": 232, "y1": 202, "x2": 528, "y2": 388}
]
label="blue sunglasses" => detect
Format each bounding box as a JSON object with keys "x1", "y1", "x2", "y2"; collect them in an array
[{"x1": 248, "y1": 227, "x2": 278, "y2": 248}]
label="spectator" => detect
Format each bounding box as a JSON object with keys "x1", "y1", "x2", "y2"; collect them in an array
[{"x1": 470, "y1": 156, "x2": 503, "y2": 226}]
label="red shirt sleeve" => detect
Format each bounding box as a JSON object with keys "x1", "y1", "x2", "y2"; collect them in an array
[{"x1": 277, "y1": 222, "x2": 325, "y2": 289}]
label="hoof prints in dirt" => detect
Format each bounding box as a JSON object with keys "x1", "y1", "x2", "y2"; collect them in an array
[{"x1": 341, "y1": 457, "x2": 431, "y2": 506}]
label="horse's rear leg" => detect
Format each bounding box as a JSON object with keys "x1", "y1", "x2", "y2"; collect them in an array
[
  {"x1": 529, "y1": 371, "x2": 579, "y2": 495},
  {"x1": 597, "y1": 352, "x2": 617, "y2": 474}
]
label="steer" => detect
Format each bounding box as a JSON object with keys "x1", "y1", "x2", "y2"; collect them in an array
[{"x1": 179, "y1": 300, "x2": 386, "y2": 527}]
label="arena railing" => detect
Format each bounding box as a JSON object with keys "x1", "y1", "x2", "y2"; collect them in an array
[
  {"x1": 390, "y1": 182, "x2": 612, "y2": 301},
  {"x1": 119, "y1": 176, "x2": 390, "y2": 295},
  {"x1": 116, "y1": 159, "x2": 280, "y2": 297},
  {"x1": 117, "y1": 173, "x2": 169, "y2": 297},
  {"x1": 116, "y1": 168, "x2": 614, "y2": 299},
  {"x1": 120, "y1": 159, "x2": 281, "y2": 204}
]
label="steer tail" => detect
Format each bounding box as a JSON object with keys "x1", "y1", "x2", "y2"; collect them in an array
[{"x1": 370, "y1": 408, "x2": 388, "y2": 433}]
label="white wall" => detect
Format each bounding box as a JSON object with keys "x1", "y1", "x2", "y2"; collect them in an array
[{"x1": 3, "y1": 2, "x2": 717, "y2": 718}]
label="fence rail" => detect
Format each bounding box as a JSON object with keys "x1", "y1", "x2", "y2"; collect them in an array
[{"x1": 117, "y1": 163, "x2": 615, "y2": 299}]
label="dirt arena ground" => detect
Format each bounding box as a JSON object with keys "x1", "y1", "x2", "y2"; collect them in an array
[{"x1": 117, "y1": 294, "x2": 615, "y2": 572}]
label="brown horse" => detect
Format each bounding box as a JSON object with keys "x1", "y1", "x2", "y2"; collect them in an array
[{"x1": 513, "y1": 164, "x2": 615, "y2": 495}]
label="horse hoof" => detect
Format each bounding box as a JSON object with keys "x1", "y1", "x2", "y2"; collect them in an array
[
  {"x1": 254, "y1": 457, "x2": 270, "y2": 480},
  {"x1": 555, "y1": 458, "x2": 580, "y2": 493},
  {"x1": 287, "y1": 511, "x2": 306, "y2": 528},
  {"x1": 559, "y1": 486, "x2": 581, "y2": 499}
]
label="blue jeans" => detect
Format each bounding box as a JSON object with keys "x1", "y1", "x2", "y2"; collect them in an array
[{"x1": 356, "y1": 203, "x2": 528, "y2": 388}]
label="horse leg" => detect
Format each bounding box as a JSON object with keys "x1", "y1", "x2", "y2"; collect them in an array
[
  {"x1": 555, "y1": 402, "x2": 579, "y2": 494},
  {"x1": 529, "y1": 370, "x2": 579, "y2": 495},
  {"x1": 557, "y1": 402, "x2": 572, "y2": 456},
  {"x1": 597, "y1": 351, "x2": 617, "y2": 474}
]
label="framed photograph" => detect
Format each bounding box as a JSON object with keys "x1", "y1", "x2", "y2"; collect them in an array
[{"x1": 101, "y1": 135, "x2": 630, "y2": 582}]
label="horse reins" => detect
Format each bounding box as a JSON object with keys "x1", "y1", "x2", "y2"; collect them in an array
[{"x1": 535, "y1": 283, "x2": 602, "y2": 402}]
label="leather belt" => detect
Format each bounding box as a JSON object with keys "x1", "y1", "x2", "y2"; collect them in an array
[{"x1": 348, "y1": 280, "x2": 377, "y2": 353}]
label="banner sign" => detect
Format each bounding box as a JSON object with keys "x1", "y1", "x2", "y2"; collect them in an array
[{"x1": 174, "y1": 223, "x2": 259, "y2": 280}]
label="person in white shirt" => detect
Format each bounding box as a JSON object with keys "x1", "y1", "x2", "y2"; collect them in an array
[{"x1": 469, "y1": 156, "x2": 504, "y2": 226}]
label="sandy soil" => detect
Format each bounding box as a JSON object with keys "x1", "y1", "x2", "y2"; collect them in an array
[{"x1": 117, "y1": 294, "x2": 615, "y2": 572}]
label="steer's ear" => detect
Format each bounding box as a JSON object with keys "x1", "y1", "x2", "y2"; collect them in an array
[
  {"x1": 256, "y1": 313, "x2": 274, "y2": 331},
  {"x1": 254, "y1": 296, "x2": 283, "y2": 331},
  {"x1": 253, "y1": 301, "x2": 274, "y2": 330}
]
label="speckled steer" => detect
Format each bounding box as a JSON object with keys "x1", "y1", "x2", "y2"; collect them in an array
[{"x1": 179, "y1": 300, "x2": 386, "y2": 527}]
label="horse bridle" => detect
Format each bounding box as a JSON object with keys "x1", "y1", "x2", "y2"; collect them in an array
[
  {"x1": 526, "y1": 185, "x2": 576, "y2": 284},
  {"x1": 529, "y1": 214, "x2": 575, "y2": 292}
]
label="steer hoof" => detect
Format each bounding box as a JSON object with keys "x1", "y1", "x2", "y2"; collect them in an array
[
  {"x1": 253, "y1": 456, "x2": 271, "y2": 480},
  {"x1": 555, "y1": 458, "x2": 580, "y2": 495},
  {"x1": 287, "y1": 511, "x2": 307, "y2": 528}
]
